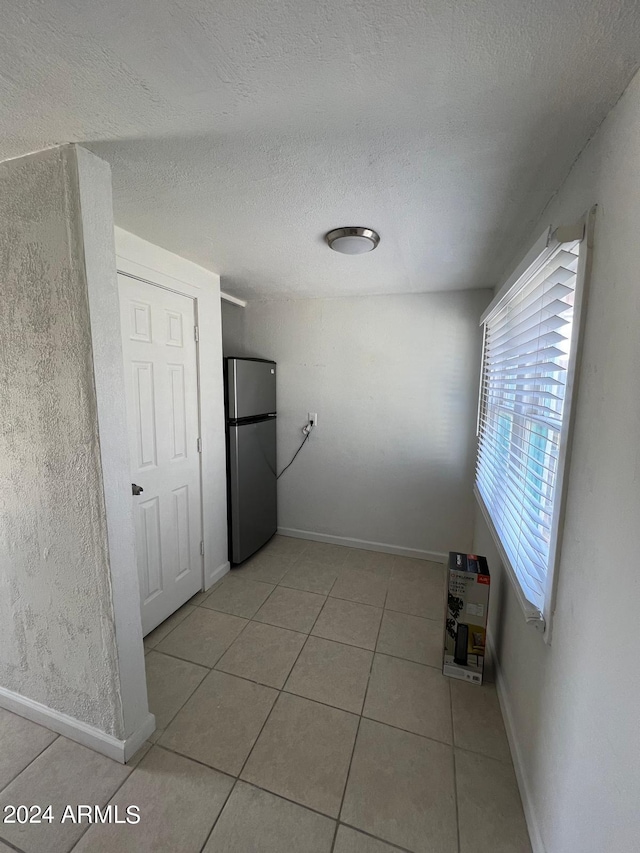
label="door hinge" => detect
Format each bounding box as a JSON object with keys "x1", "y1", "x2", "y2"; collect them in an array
[
  {"x1": 194, "y1": 325, "x2": 199, "y2": 342},
  {"x1": 196, "y1": 437, "x2": 202, "y2": 453},
  {"x1": 200, "y1": 541, "x2": 205, "y2": 556}
]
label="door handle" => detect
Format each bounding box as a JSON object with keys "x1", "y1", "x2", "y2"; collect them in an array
[{"x1": 131, "y1": 483, "x2": 144, "y2": 496}]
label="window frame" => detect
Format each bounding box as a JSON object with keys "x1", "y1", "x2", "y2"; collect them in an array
[{"x1": 475, "y1": 207, "x2": 595, "y2": 641}]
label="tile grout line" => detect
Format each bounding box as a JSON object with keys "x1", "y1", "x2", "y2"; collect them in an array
[
  {"x1": 0, "y1": 735, "x2": 61, "y2": 853},
  {"x1": 140, "y1": 545, "x2": 505, "y2": 852},
  {"x1": 152, "y1": 742, "x2": 237, "y2": 782},
  {"x1": 147, "y1": 602, "x2": 267, "y2": 743},
  {"x1": 159, "y1": 662, "x2": 456, "y2": 752},
  {"x1": 183, "y1": 561, "x2": 462, "y2": 739},
  {"x1": 67, "y1": 756, "x2": 137, "y2": 852},
  {"x1": 152, "y1": 544, "x2": 309, "y2": 853},
  {"x1": 153, "y1": 550, "x2": 444, "y2": 851},
  {"x1": 329, "y1": 573, "x2": 390, "y2": 853},
  {"x1": 146, "y1": 647, "x2": 213, "y2": 672},
  {"x1": 150, "y1": 623, "x2": 509, "y2": 754},
  {"x1": 330, "y1": 711, "x2": 361, "y2": 853},
  {"x1": 2, "y1": 544, "x2": 442, "y2": 853},
  {"x1": 146, "y1": 656, "x2": 212, "y2": 745},
  {"x1": 143, "y1": 598, "x2": 204, "y2": 652},
  {"x1": 151, "y1": 567, "x2": 330, "y2": 746},
  {"x1": 338, "y1": 821, "x2": 418, "y2": 853},
  {"x1": 196, "y1": 575, "x2": 333, "y2": 853},
  {"x1": 194, "y1": 771, "x2": 238, "y2": 853},
  {"x1": 0, "y1": 834, "x2": 27, "y2": 853},
  {"x1": 0, "y1": 732, "x2": 60, "y2": 798}
]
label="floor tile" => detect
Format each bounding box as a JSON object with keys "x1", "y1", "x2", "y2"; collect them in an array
[
  {"x1": 73, "y1": 746, "x2": 233, "y2": 853},
  {"x1": 330, "y1": 568, "x2": 388, "y2": 607},
  {"x1": 385, "y1": 571, "x2": 445, "y2": 620},
  {"x1": 342, "y1": 548, "x2": 395, "y2": 577},
  {"x1": 285, "y1": 636, "x2": 373, "y2": 713},
  {"x1": 241, "y1": 693, "x2": 358, "y2": 817},
  {"x1": 147, "y1": 727, "x2": 164, "y2": 744},
  {"x1": 0, "y1": 737, "x2": 130, "y2": 853},
  {"x1": 201, "y1": 575, "x2": 275, "y2": 618},
  {"x1": 456, "y1": 749, "x2": 532, "y2": 853},
  {"x1": 188, "y1": 576, "x2": 225, "y2": 606},
  {"x1": 376, "y1": 610, "x2": 443, "y2": 668},
  {"x1": 160, "y1": 670, "x2": 277, "y2": 775},
  {"x1": 74, "y1": 747, "x2": 233, "y2": 853},
  {"x1": 334, "y1": 825, "x2": 399, "y2": 853},
  {"x1": 144, "y1": 650, "x2": 208, "y2": 731},
  {"x1": 451, "y1": 680, "x2": 511, "y2": 762},
  {"x1": 392, "y1": 556, "x2": 444, "y2": 582},
  {"x1": 143, "y1": 603, "x2": 196, "y2": 650},
  {"x1": 215, "y1": 621, "x2": 306, "y2": 688},
  {"x1": 155, "y1": 607, "x2": 247, "y2": 667},
  {"x1": 296, "y1": 541, "x2": 349, "y2": 567},
  {"x1": 364, "y1": 654, "x2": 452, "y2": 743},
  {"x1": 203, "y1": 780, "x2": 335, "y2": 853},
  {"x1": 0, "y1": 708, "x2": 57, "y2": 791},
  {"x1": 253, "y1": 586, "x2": 326, "y2": 633},
  {"x1": 126, "y1": 740, "x2": 152, "y2": 769},
  {"x1": 341, "y1": 719, "x2": 457, "y2": 853},
  {"x1": 280, "y1": 561, "x2": 339, "y2": 595},
  {"x1": 312, "y1": 598, "x2": 382, "y2": 650},
  {"x1": 233, "y1": 552, "x2": 290, "y2": 583},
  {"x1": 261, "y1": 535, "x2": 308, "y2": 561}
]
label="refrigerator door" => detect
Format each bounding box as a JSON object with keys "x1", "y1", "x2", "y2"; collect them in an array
[
  {"x1": 227, "y1": 358, "x2": 277, "y2": 420},
  {"x1": 228, "y1": 417, "x2": 277, "y2": 563}
]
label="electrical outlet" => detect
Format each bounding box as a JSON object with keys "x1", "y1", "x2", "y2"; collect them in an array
[{"x1": 308, "y1": 412, "x2": 317, "y2": 427}]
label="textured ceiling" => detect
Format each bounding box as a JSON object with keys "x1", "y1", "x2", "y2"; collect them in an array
[{"x1": 2, "y1": 0, "x2": 639, "y2": 299}]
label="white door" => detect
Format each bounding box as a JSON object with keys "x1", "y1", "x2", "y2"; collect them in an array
[{"x1": 119, "y1": 273, "x2": 203, "y2": 636}]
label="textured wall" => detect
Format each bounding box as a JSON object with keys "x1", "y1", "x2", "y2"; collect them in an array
[
  {"x1": 244, "y1": 290, "x2": 490, "y2": 555},
  {"x1": 474, "y1": 68, "x2": 640, "y2": 853},
  {"x1": 221, "y1": 300, "x2": 246, "y2": 356},
  {"x1": 0, "y1": 147, "x2": 123, "y2": 735}
]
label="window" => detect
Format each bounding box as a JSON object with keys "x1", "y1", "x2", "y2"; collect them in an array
[{"x1": 475, "y1": 213, "x2": 593, "y2": 630}]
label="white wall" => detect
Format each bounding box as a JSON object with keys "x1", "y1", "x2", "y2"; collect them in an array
[
  {"x1": 114, "y1": 228, "x2": 229, "y2": 589},
  {"x1": 244, "y1": 290, "x2": 490, "y2": 557},
  {"x1": 221, "y1": 300, "x2": 246, "y2": 356},
  {"x1": 474, "y1": 69, "x2": 640, "y2": 853},
  {"x1": 0, "y1": 145, "x2": 150, "y2": 755}
]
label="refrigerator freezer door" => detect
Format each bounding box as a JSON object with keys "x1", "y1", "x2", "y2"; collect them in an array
[
  {"x1": 228, "y1": 417, "x2": 277, "y2": 563},
  {"x1": 227, "y1": 358, "x2": 276, "y2": 420}
]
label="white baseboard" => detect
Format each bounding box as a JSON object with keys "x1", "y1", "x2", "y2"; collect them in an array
[
  {"x1": 277, "y1": 527, "x2": 447, "y2": 563},
  {"x1": 122, "y1": 713, "x2": 157, "y2": 762},
  {"x1": 486, "y1": 632, "x2": 545, "y2": 853},
  {"x1": 0, "y1": 684, "x2": 155, "y2": 764},
  {"x1": 206, "y1": 560, "x2": 230, "y2": 590}
]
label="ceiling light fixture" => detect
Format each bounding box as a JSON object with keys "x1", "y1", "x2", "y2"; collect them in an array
[{"x1": 325, "y1": 227, "x2": 380, "y2": 255}]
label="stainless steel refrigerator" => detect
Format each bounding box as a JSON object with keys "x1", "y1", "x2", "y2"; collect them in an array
[{"x1": 224, "y1": 357, "x2": 277, "y2": 564}]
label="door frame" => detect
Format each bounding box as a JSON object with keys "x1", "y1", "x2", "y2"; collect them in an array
[{"x1": 114, "y1": 228, "x2": 230, "y2": 594}]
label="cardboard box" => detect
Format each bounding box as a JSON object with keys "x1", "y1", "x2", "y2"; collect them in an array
[{"x1": 443, "y1": 552, "x2": 490, "y2": 685}]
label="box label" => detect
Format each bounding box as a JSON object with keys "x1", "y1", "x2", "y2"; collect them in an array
[{"x1": 443, "y1": 551, "x2": 490, "y2": 686}]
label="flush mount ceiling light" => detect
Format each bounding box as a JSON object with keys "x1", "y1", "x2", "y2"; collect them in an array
[{"x1": 325, "y1": 227, "x2": 380, "y2": 255}]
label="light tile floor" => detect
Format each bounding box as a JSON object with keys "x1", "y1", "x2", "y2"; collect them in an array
[{"x1": 0, "y1": 536, "x2": 532, "y2": 853}]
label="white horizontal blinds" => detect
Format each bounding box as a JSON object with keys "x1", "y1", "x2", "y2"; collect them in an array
[{"x1": 476, "y1": 239, "x2": 580, "y2": 612}]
